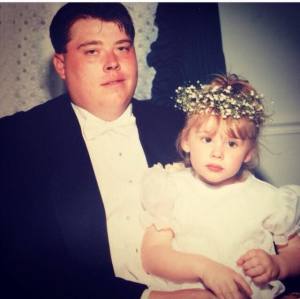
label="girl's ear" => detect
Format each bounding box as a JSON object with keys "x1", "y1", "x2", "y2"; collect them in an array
[
  {"x1": 53, "y1": 54, "x2": 66, "y2": 80},
  {"x1": 181, "y1": 138, "x2": 191, "y2": 153},
  {"x1": 244, "y1": 148, "x2": 255, "y2": 163}
]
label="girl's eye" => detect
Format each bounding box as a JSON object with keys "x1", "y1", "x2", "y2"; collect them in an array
[
  {"x1": 201, "y1": 137, "x2": 212, "y2": 143},
  {"x1": 228, "y1": 140, "x2": 238, "y2": 148}
]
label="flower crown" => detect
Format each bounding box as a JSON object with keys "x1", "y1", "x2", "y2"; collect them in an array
[{"x1": 174, "y1": 81, "x2": 265, "y2": 127}]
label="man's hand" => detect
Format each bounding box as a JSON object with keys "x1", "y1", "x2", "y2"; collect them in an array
[
  {"x1": 237, "y1": 248, "x2": 280, "y2": 285},
  {"x1": 149, "y1": 288, "x2": 217, "y2": 299}
]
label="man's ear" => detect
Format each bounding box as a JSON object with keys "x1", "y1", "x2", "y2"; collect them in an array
[{"x1": 53, "y1": 54, "x2": 66, "y2": 80}]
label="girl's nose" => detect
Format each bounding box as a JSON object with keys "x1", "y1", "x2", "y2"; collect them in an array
[{"x1": 211, "y1": 143, "x2": 224, "y2": 159}]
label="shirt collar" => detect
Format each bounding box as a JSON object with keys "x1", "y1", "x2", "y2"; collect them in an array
[{"x1": 71, "y1": 103, "x2": 135, "y2": 140}]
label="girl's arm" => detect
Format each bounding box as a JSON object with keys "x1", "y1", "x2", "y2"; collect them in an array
[
  {"x1": 237, "y1": 234, "x2": 300, "y2": 284},
  {"x1": 141, "y1": 225, "x2": 252, "y2": 299}
]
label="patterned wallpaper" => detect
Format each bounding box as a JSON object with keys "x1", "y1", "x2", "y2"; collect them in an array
[{"x1": 0, "y1": 3, "x2": 158, "y2": 117}]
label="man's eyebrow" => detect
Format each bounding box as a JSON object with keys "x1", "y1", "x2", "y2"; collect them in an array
[
  {"x1": 115, "y1": 39, "x2": 132, "y2": 45},
  {"x1": 77, "y1": 40, "x2": 102, "y2": 50},
  {"x1": 77, "y1": 39, "x2": 132, "y2": 50}
]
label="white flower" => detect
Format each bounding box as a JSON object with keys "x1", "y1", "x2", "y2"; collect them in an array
[{"x1": 174, "y1": 81, "x2": 265, "y2": 127}]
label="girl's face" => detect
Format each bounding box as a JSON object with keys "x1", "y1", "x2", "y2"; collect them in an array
[{"x1": 181, "y1": 116, "x2": 254, "y2": 186}]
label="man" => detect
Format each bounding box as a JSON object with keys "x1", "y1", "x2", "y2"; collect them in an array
[{"x1": 0, "y1": 3, "x2": 215, "y2": 299}]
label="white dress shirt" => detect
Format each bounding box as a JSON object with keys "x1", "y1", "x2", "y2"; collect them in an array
[{"x1": 72, "y1": 103, "x2": 151, "y2": 298}]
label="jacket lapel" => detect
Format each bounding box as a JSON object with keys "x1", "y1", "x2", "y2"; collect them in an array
[
  {"x1": 132, "y1": 99, "x2": 158, "y2": 166},
  {"x1": 46, "y1": 95, "x2": 114, "y2": 274}
]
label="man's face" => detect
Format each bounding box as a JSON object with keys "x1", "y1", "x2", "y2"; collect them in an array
[{"x1": 53, "y1": 18, "x2": 138, "y2": 120}]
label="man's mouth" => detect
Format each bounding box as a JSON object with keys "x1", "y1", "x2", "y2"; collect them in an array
[{"x1": 101, "y1": 79, "x2": 125, "y2": 86}]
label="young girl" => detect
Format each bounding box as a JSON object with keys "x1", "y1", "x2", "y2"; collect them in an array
[{"x1": 140, "y1": 74, "x2": 300, "y2": 299}]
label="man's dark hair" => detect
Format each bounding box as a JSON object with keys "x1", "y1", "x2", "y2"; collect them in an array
[{"x1": 50, "y1": 3, "x2": 135, "y2": 53}]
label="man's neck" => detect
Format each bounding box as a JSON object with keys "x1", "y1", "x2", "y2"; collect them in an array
[
  {"x1": 71, "y1": 102, "x2": 132, "y2": 122},
  {"x1": 73, "y1": 103, "x2": 130, "y2": 122}
]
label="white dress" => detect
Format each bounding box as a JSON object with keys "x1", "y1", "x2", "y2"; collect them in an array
[{"x1": 140, "y1": 163, "x2": 300, "y2": 298}]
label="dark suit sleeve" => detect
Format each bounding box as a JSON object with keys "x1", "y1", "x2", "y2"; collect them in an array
[
  {"x1": 88, "y1": 276, "x2": 147, "y2": 299},
  {"x1": 0, "y1": 272, "x2": 147, "y2": 299},
  {"x1": 0, "y1": 110, "x2": 148, "y2": 299}
]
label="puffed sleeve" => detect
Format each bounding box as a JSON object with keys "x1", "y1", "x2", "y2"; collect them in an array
[
  {"x1": 262, "y1": 185, "x2": 300, "y2": 245},
  {"x1": 140, "y1": 163, "x2": 179, "y2": 231}
]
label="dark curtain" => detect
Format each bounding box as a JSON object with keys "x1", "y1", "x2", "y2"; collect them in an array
[{"x1": 147, "y1": 3, "x2": 226, "y2": 107}]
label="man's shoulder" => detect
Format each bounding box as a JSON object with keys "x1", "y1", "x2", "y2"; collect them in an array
[
  {"x1": 132, "y1": 98, "x2": 180, "y2": 113},
  {"x1": 0, "y1": 94, "x2": 69, "y2": 127},
  {"x1": 0, "y1": 94, "x2": 71, "y2": 140},
  {"x1": 132, "y1": 98, "x2": 185, "y2": 126}
]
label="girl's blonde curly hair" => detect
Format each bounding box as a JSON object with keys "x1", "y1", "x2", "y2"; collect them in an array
[{"x1": 176, "y1": 73, "x2": 266, "y2": 170}]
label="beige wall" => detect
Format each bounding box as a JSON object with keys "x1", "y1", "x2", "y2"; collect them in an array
[{"x1": 219, "y1": 3, "x2": 300, "y2": 186}]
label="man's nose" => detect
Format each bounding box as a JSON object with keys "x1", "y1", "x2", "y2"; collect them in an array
[{"x1": 103, "y1": 51, "x2": 120, "y2": 72}]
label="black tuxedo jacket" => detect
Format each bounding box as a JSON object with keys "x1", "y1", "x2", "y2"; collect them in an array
[{"x1": 0, "y1": 94, "x2": 184, "y2": 299}]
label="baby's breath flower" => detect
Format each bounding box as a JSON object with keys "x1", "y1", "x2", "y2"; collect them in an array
[{"x1": 174, "y1": 81, "x2": 265, "y2": 127}]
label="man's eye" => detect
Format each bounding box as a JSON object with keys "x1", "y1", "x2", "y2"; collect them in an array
[
  {"x1": 117, "y1": 46, "x2": 130, "y2": 52},
  {"x1": 85, "y1": 49, "x2": 99, "y2": 55},
  {"x1": 201, "y1": 137, "x2": 212, "y2": 143}
]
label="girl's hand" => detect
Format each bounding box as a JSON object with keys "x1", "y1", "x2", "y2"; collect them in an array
[
  {"x1": 200, "y1": 259, "x2": 252, "y2": 299},
  {"x1": 237, "y1": 249, "x2": 280, "y2": 285}
]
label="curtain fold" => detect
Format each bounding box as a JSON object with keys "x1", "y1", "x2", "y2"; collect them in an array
[{"x1": 148, "y1": 3, "x2": 226, "y2": 107}]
